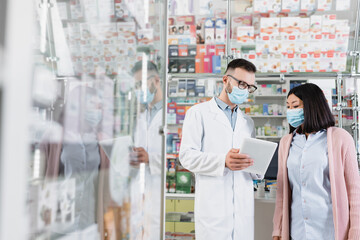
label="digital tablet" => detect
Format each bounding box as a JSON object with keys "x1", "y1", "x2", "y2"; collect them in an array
[{"x1": 239, "y1": 138, "x2": 278, "y2": 175}]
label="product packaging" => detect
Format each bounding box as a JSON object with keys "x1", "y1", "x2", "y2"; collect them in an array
[
  {"x1": 178, "y1": 79, "x2": 187, "y2": 97},
  {"x1": 205, "y1": 18, "x2": 215, "y2": 44},
  {"x1": 237, "y1": 26, "x2": 255, "y2": 43},
  {"x1": 169, "y1": 45, "x2": 179, "y2": 57},
  {"x1": 260, "y1": 17, "x2": 280, "y2": 40},
  {"x1": 215, "y1": 18, "x2": 226, "y2": 44},
  {"x1": 318, "y1": 0, "x2": 332, "y2": 11},
  {"x1": 187, "y1": 79, "x2": 196, "y2": 97},
  {"x1": 282, "y1": 0, "x2": 300, "y2": 12},
  {"x1": 176, "y1": 106, "x2": 187, "y2": 124},
  {"x1": 301, "y1": 0, "x2": 316, "y2": 11}
]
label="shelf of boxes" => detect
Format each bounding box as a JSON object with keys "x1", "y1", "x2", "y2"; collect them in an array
[
  {"x1": 256, "y1": 136, "x2": 283, "y2": 139},
  {"x1": 166, "y1": 193, "x2": 195, "y2": 200},
  {"x1": 250, "y1": 115, "x2": 287, "y2": 118},
  {"x1": 254, "y1": 94, "x2": 288, "y2": 98}
]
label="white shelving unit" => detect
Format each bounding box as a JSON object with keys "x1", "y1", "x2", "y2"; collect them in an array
[
  {"x1": 166, "y1": 193, "x2": 195, "y2": 200},
  {"x1": 256, "y1": 136, "x2": 282, "y2": 139},
  {"x1": 250, "y1": 115, "x2": 286, "y2": 118},
  {"x1": 254, "y1": 94, "x2": 287, "y2": 98}
]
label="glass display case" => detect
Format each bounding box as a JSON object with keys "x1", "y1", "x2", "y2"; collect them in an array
[
  {"x1": 26, "y1": 0, "x2": 167, "y2": 239},
  {"x1": 164, "y1": 0, "x2": 360, "y2": 238},
  {"x1": 1, "y1": 0, "x2": 360, "y2": 240}
]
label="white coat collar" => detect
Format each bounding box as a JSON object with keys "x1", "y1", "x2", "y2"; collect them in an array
[{"x1": 209, "y1": 97, "x2": 247, "y2": 131}]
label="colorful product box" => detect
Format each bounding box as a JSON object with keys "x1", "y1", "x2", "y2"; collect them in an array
[
  {"x1": 271, "y1": 0, "x2": 282, "y2": 13},
  {"x1": 318, "y1": 0, "x2": 332, "y2": 11},
  {"x1": 178, "y1": 59, "x2": 188, "y2": 73},
  {"x1": 269, "y1": 41, "x2": 282, "y2": 54},
  {"x1": 187, "y1": 59, "x2": 196, "y2": 73},
  {"x1": 335, "y1": 20, "x2": 350, "y2": 39},
  {"x1": 310, "y1": 15, "x2": 322, "y2": 39},
  {"x1": 231, "y1": 15, "x2": 252, "y2": 39},
  {"x1": 212, "y1": 55, "x2": 221, "y2": 73},
  {"x1": 137, "y1": 28, "x2": 154, "y2": 45},
  {"x1": 188, "y1": 45, "x2": 197, "y2": 56},
  {"x1": 197, "y1": 45, "x2": 206, "y2": 56},
  {"x1": 280, "y1": 17, "x2": 300, "y2": 40},
  {"x1": 203, "y1": 55, "x2": 212, "y2": 73},
  {"x1": 205, "y1": 18, "x2": 215, "y2": 44},
  {"x1": 196, "y1": 17, "x2": 206, "y2": 44},
  {"x1": 176, "y1": 106, "x2": 187, "y2": 124},
  {"x1": 301, "y1": 0, "x2": 316, "y2": 11},
  {"x1": 282, "y1": 0, "x2": 300, "y2": 12},
  {"x1": 167, "y1": 102, "x2": 177, "y2": 125},
  {"x1": 169, "y1": 59, "x2": 179, "y2": 73},
  {"x1": 254, "y1": 0, "x2": 270, "y2": 13},
  {"x1": 260, "y1": 17, "x2": 280, "y2": 40},
  {"x1": 178, "y1": 45, "x2": 188, "y2": 57},
  {"x1": 215, "y1": 18, "x2": 226, "y2": 44},
  {"x1": 169, "y1": 45, "x2": 179, "y2": 57},
  {"x1": 215, "y1": 45, "x2": 226, "y2": 56},
  {"x1": 299, "y1": 18, "x2": 310, "y2": 40},
  {"x1": 206, "y1": 45, "x2": 216, "y2": 56},
  {"x1": 256, "y1": 40, "x2": 270, "y2": 55},
  {"x1": 176, "y1": 171, "x2": 192, "y2": 194},
  {"x1": 195, "y1": 85, "x2": 206, "y2": 97},
  {"x1": 322, "y1": 15, "x2": 337, "y2": 38},
  {"x1": 237, "y1": 26, "x2": 255, "y2": 43},
  {"x1": 178, "y1": 79, "x2": 187, "y2": 97},
  {"x1": 169, "y1": 80, "x2": 178, "y2": 97},
  {"x1": 187, "y1": 79, "x2": 196, "y2": 97},
  {"x1": 195, "y1": 56, "x2": 204, "y2": 73}
]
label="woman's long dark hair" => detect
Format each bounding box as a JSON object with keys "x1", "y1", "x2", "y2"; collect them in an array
[{"x1": 287, "y1": 83, "x2": 335, "y2": 134}]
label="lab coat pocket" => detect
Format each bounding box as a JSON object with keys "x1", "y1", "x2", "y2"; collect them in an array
[{"x1": 196, "y1": 174, "x2": 233, "y2": 218}]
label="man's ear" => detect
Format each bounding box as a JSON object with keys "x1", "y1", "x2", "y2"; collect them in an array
[
  {"x1": 154, "y1": 75, "x2": 161, "y2": 86},
  {"x1": 222, "y1": 75, "x2": 228, "y2": 85}
]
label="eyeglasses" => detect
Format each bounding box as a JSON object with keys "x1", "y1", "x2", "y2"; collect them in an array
[
  {"x1": 226, "y1": 75, "x2": 257, "y2": 93},
  {"x1": 134, "y1": 75, "x2": 156, "y2": 89}
]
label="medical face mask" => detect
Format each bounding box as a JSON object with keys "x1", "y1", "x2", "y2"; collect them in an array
[
  {"x1": 85, "y1": 109, "x2": 102, "y2": 127},
  {"x1": 227, "y1": 82, "x2": 249, "y2": 105},
  {"x1": 135, "y1": 89, "x2": 155, "y2": 104},
  {"x1": 286, "y1": 108, "x2": 304, "y2": 128}
]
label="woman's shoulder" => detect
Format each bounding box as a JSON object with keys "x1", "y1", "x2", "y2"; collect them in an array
[
  {"x1": 280, "y1": 133, "x2": 293, "y2": 144},
  {"x1": 328, "y1": 127, "x2": 353, "y2": 142},
  {"x1": 278, "y1": 133, "x2": 293, "y2": 150}
]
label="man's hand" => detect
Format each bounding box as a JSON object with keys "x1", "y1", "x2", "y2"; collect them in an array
[
  {"x1": 225, "y1": 148, "x2": 254, "y2": 171},
  {"x1": 130, "y1": 147, "x2": 149, "y2": 167}
]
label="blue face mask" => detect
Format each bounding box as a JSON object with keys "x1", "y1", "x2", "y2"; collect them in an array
[
  {"x1": 287, "y1": 108, "x2": 304, "y2": 128},
  {"x1": 227, "y1": 83, "x2": 249, "y2": 105},
  {"x1": 135, "y1": 89, "x2": 155, "y2": 104},
  {"x1": 85, "y1": 109, "x2": 102, "y2": 127}
]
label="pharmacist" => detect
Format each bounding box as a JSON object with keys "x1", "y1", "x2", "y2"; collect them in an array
[
  {"x1": 180, "y1": 59, "x2": 261, "y2": 240},
  {"x1": 130, "y1": 60, "x2": 163, "y2": 239}
]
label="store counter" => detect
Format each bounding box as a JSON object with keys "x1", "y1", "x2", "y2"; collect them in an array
[{"x1": 254, "y1": 191, "x2": 276, "y2": 240}]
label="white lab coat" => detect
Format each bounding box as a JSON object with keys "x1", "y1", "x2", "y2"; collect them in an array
[
  {"x1": 179, "y1": 98, "x2": 257, "y2": 240},
  {"x1": 132, "y1": 107, "x2": 162, "y2": 240}
]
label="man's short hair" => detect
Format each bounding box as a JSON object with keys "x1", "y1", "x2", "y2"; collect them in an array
[
  {"x1": 225, "y1": 58, "x2": 257, "y2": 74},
  {"x1": 131, "y1": 60, "x2": 159, "y2": 75}
]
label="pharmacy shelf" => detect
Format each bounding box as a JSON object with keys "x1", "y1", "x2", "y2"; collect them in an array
[
  {"x1": 250, "y1": 115, "x2": 286, "y2": 118},
  {"x1": 254, "y1": 195, "x2": 276, "y2": 203},
  {"x1": 167, "y1": 123, "x2": 183, "y2": 127},
  {"x1": 166, "y1": 193, "x2": 195, "y2": 200},
  {"x1": 256, "y1": 136, "x2": 282, "y2": 139},
  {"x1": 165, "y1": 193, "x2": 275, "y2": 203},
  {"x1": 254, "y1": 94, "x2": 287, "y2": 98},
  {"x1": 175, "y1": 103, "x2": 197, "y2": 106}
]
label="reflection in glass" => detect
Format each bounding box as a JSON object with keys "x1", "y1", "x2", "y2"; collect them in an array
[{"x1": 29, "y1": 0, "x2": 165, "y2": 239}]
